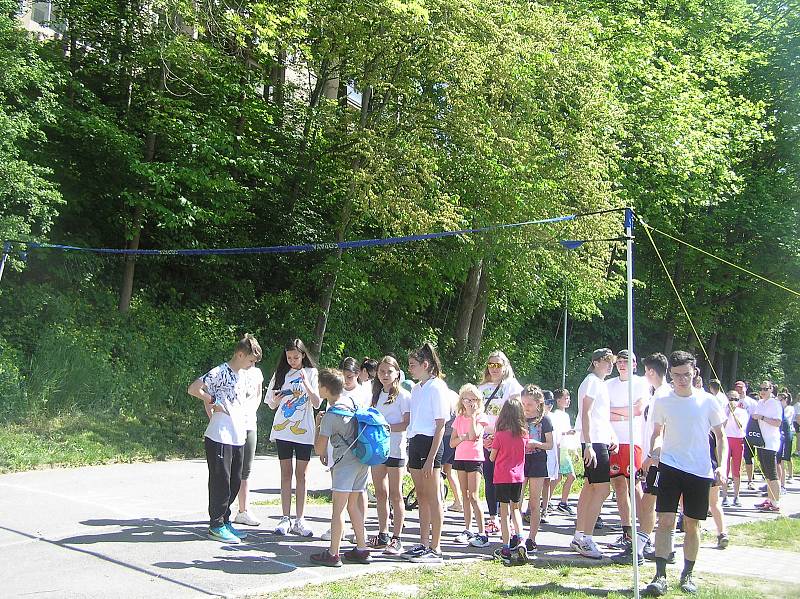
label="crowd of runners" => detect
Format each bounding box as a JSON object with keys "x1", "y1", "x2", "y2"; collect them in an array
[{"x1": 188, "y1": 336, "x2": 797, "y2": 596}]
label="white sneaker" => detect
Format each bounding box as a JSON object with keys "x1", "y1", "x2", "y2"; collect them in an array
[
  {"x1": 454, "y1": 530, "x2": 473, "y2": 544},
  {"x1": 321, "y1": 527, "x2": 346, "y2": 541},
  {"x1": 575, "y1": 536, "x2": 603, "y2": 559},
  {"x1": 274, "y1": 516, "x2": 292, "y2": 536},
  {"x1": 233, "y1": 511, "x2": 261, "y2": 526},
  {"x1": 290, "y1": 517, "x2": 314, "y2": 538}
]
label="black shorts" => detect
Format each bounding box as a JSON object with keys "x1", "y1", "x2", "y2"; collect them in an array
[
  {"x1": 495, "y1": 482, "x2": 524, "y2": 504},
  {"x1": 453, "y1": 459, "x2": 483, "y2": 473},
  {"x1": 643, "y1": 464, "x2": 659, "y2": 496},
  {"x1": 757, "y1": 447, "x2": 778, "y2": 481},
  {"x1": 275, "y1": 439, "x2": 313, "y2": 462},
  {"x1": 654, "y1": 462, "x2": 712, "y2": 520},
  {"x1": 524, "y1": 454, "x2": 549, "y2": 479},
  {"x1": 581, "y1": 443, "x2": 611, "y2": 484},
  {"x1": 744, "y1": 441, "x2": 753, "y2": 465},
  {"x1": 408, "y1": 435, "x2": 444, "y2": 470},
  {"x1": 383, "y1": 457, "x2": 406, "y2": 468},
  {"x1": 780, "y1": 436, "x2": 794, "y2": 462},
  {"x1": 442, "y1": 435, "x2": 457, "y2": 466}
]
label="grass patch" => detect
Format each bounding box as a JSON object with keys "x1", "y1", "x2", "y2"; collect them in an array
[
  {"x1": 0, "y1": 411, "x2": 205, "y2": 472},
  {"x1": 254, "y1": 490, "x2": 333, "y2": 506},
  {"x1": 257, "y1": 561, "x2": 799, "y2": 599},
  {"x1": 719, "y1": 516, "x2": 800, "y2": 552}
]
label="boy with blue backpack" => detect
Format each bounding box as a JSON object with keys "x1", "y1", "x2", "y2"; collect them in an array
[{"x1": 311, "y1": 368, "x2": 390, "y2": 566}]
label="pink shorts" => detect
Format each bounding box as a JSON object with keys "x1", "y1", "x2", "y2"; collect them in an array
[{"x1": 727, "y1": 437, "x2": 744, "y2": 478}]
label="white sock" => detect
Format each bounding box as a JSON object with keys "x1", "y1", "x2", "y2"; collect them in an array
[{"x1": 573, "y1": 531, "x2": 585, "y2": 541}]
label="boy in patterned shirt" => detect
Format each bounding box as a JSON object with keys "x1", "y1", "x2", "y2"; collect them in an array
[{"x1": 188, "y1": 334, "x2": 262, "y2": 544}]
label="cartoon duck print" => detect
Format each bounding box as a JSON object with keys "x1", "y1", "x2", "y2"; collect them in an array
[{"x1": 272, "y1": 376, "x2": 309, "y2": 435}]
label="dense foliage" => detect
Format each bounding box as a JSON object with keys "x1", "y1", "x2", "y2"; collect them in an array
[{"x1": 1, "y1": 0, "x2": 798, "y2": 465}]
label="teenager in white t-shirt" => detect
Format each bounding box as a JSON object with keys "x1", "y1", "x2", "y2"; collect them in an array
[
  {"x1": 734, "y1": 380, "x2": 757, "y2": 489},
  {"x1": 753, "y1": 381, "x2": 783, "y2": 512},
  {"x1": 571, "y1": 347, "x2": 617, "y2": 560},
  {"x1": 550, "y1": 388, "x2": 577, "y2": 515},
  {"x1": 188, "y1": 334, "x2": 262, "y2": 545},
  {"x1": 477, "y1": 349, "x2": 523, "y2": 534},
  {"x1": 264, "y1": 338, "x2": 321, "y2": 537},
  {"x1": 233, "y1": 365, "x2": 264, "y2": 526},
  {"x1": 721, "y1": 390, "x2": 748, "y2": 507},
  {"x1": 402, "y1": 342, "x2": 451, "y2": 564},
  {"x1": 633, "y1": 352, "x2": 671, "y2": 565},
  {"x1": 607, "y1": 350, "x2": 650, "y2": 550},
  {"x1": 367, "y1": 356, "x2": 411, "y2": 555},
  {"x1": 643, "y1": 351, "x2": 726, "y2": 597}
]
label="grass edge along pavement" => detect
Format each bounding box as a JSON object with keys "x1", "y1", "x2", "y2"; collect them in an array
[
  {"x1": 703, "y1": 514, "x2": 800, "y2": 553},
  {"x1": 252, "y1": 560, "x2": 800, "y2": 599}
]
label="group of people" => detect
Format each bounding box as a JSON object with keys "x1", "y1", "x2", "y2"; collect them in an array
[{"x1": 187, "y1": 336, "x2": 795, "y2": 596}]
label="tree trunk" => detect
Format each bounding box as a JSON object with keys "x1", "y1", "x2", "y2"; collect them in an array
[
  {"x1": 729, "y1": 345, "x2": 739, "y2": 388},
  {"x1": 454, "y1": 260, "x2": 483, "y2": 354},
  {"x1": 118, "y1": 57, "x2": 162, "y2": 312},
  {"x1": 467, "y1": 265, "x2": 490, "y2": 355},
  {"x1": 269, "y1": 49, "x2": 287, "y2": 106}
]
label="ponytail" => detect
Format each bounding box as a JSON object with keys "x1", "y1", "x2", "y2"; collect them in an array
[{"x1": 408, "y1": 341, "x2": 444, "y2": 379}]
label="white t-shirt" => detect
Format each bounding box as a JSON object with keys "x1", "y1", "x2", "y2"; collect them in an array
[
  {"x1": 550, "y1": 409, "x2": 578, "y2": 451},
  {"x1": 642, "y1": 382, "x2": 671, "y2": 453},
  {"x1": 740, "y1": 395, "x2": 758, "y2": 416},
  {"x1": 607, "y1": 375, "x2": 650, "y2": 446},
  {"x1": 478, "y1": 378, "x2": 524, "y2": 432},
  {"x1": 268, "y1": 367, "x2": 319, "y2": 446},
  {"x1": 375, "y1": 388, "x2": 412, "y2": 460},
  {"x1": 408, "y1": 377, "x2": 451, "y2": 438},
  {"x1": 784, "y1": 405, "x2": 796, "y2": 426},
  {"x1": 754, "y1": 398, "x2": 783, "y2": 452},
  {"x1": 342, "y1": 382, "x2": 372, "y2": 410},
  {"x1": 242, "y1": 367, "x2": 264, "y2": 431},
  {"x1": 203, "y1": 363, "x2": 248, "y2": 446},
  {"x1": 575, "y1": 372, "x2": 614, "y2": 445},
  {"x1": 724, "y1": 404, "x2": 748, "y2": 439},
  {"x1": 652, "y1": 390, "x2": 726, "y2": 478},
  {"x1": 714, "y1": 391, "x2": 727, "y2": 407}
]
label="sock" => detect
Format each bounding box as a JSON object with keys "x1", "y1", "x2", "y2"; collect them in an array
[
  {"x1": 573, "y1": 531, "x2": 585, "y2": 541},
  {"x1": 584, "y1": 534, "x2": 593, "y2": 541},
  {"x1": 682, "y1": 559, "x2": 695, "y2": 578},
  {"x1": 655, "y1": 557, "x2": 668, "y2": 578},
  {"x1": 622, "y1": 525, "x2": 632, "y2": 539}
]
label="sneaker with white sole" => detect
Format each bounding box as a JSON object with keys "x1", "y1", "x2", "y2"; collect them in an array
[
  {"x1": 274, "y1": 516, "x2": 292, "y2": 536},
  {"x1": 233, "y1": 511, "x2": 261, "y2": 526},
  {"x1": 400, "y1": 543, "x2": 427, "y2": 560},
  {"x1": 454, "y1": 530, "x2": 473, "y2": 544},
  {"x1": 409, "y1": 548, "x2": 443, "y2": 563},
  {"x1": 469, "y1": 533, "x2": 490, "y2": 547},
  {"x1": 225, "y1": 522, "x2": 247, "y2": 539},
  {"x1": 383, "y1": 537, "x2": 403, "y2": 555},
  {"x1": 207, "y1": 525, "x2": 241, "y2": 544},
  {"x1": 574, "y1": 536, "x2": 603, "y2": 559},
  {"x1": 321, "y1": 528, "x2": 346, "y2": 541},
  {"x1": 291, "y1": 517, "x2": 314, "y2": 537}
]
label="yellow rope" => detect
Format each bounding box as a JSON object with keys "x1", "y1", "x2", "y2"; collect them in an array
[
  {"x1": 640, "y1": 223, "x2": 721, "y2": 381},
  {"x1": 640, "y1": 221, "x2": 766, "y2": 476},
  {"x1": 638, "y1": 219, "x2": 800, "y2": 298}
]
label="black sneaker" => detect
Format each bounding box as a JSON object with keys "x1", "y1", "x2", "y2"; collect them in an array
[
  {"x1": 611, "y1": 545, "x2": 644, "y2": 566},
  {"x1": 608, "y1": 534, "x2": 630, "y2": 550},
  {"x1": 595, "y1": 516, "x2": 605, "y2": 530},
  {"x1": 643, "y1": 575, "x2": 668, "y2": 597},
  {"x1": 680, "y1": 573, "x2": 698, "y2": 594},
  {"x1": 643, "y1": 549, "x2": 676, "y2": 564},
  {"x1": 525, "y1": 538, "x2": 537, "y2": 553},
  {"x1": 556, "y1": 501, "x2": 575, "y2": 515},
  {"x1": 509, "y1": 534, "x2": 521, "y2": 549}
]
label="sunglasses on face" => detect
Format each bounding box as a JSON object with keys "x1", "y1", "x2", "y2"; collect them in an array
[
  {"x1": 487, "y1": 362, "x2": 503, "y2": 369},
  {"x1": 760, "y1": 387, "x2": 771, "y2": 391}
]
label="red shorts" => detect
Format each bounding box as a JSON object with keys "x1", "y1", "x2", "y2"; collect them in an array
[
  {"x1": 727, "y1": 437, "x2": 744, "y2": 478},
  {"x1": 609, "y1": 444, "x2": 643, "y2": 478}
]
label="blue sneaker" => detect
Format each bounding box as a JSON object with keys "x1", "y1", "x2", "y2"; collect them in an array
[
  {"x1": 225, "y1": 522, "x2": 247, "y2": 539},
  {"x1": 208, "y1": 525, "x2": 241, "y2": 544}
]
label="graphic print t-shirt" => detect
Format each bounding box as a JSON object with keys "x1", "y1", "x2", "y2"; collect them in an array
[
  {"x1": 525, "y1": 414, "x2": 553, "y2": 467},
  {"x1": 203, "y1": 363, "x2": 248, "y2": 446},
  {"x1": 268, "y1": 367, "x2": 319, "y2": 446},
  {"x1": 478, "y1": 379, "x2": 524, "y2": 431}
]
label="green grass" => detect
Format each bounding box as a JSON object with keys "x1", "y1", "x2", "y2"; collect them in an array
[
  {"x1": 720, "y1": 516, "x2": 800, "y2": 553},
  {"x1": 0, "y1": 411, "x2": 205, "y2": 472},
  {"x1": 258, "y1": 561, "x2": 799, "y2": 599}
]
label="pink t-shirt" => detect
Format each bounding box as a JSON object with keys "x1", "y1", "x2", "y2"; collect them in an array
[
  {"x1": 492, "y1": 429, "x2": 528, "y2": 484},
  {"x1": 453, "y1": 414, "x2": 490, "y2": 461}
]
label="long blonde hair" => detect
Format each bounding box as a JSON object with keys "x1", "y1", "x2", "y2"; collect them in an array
[
  {"x1": 481, "y1": 350, "x2": 516, "y2": 384},
  {"x1": 457, "y1": 384, "x2": 484, "y2": 416}
]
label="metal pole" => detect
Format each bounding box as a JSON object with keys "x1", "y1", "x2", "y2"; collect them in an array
[
  {"x1": 562, "y1": 286, "x2": 568, "y2": 389},
  {"x1": 625, "y1": 208, "x2": 640, "y2": 598}
]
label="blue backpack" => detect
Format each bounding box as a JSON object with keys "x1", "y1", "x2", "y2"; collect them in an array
[{"x1": 328, "y1": 402, "x2": 391, "y2": 466}]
